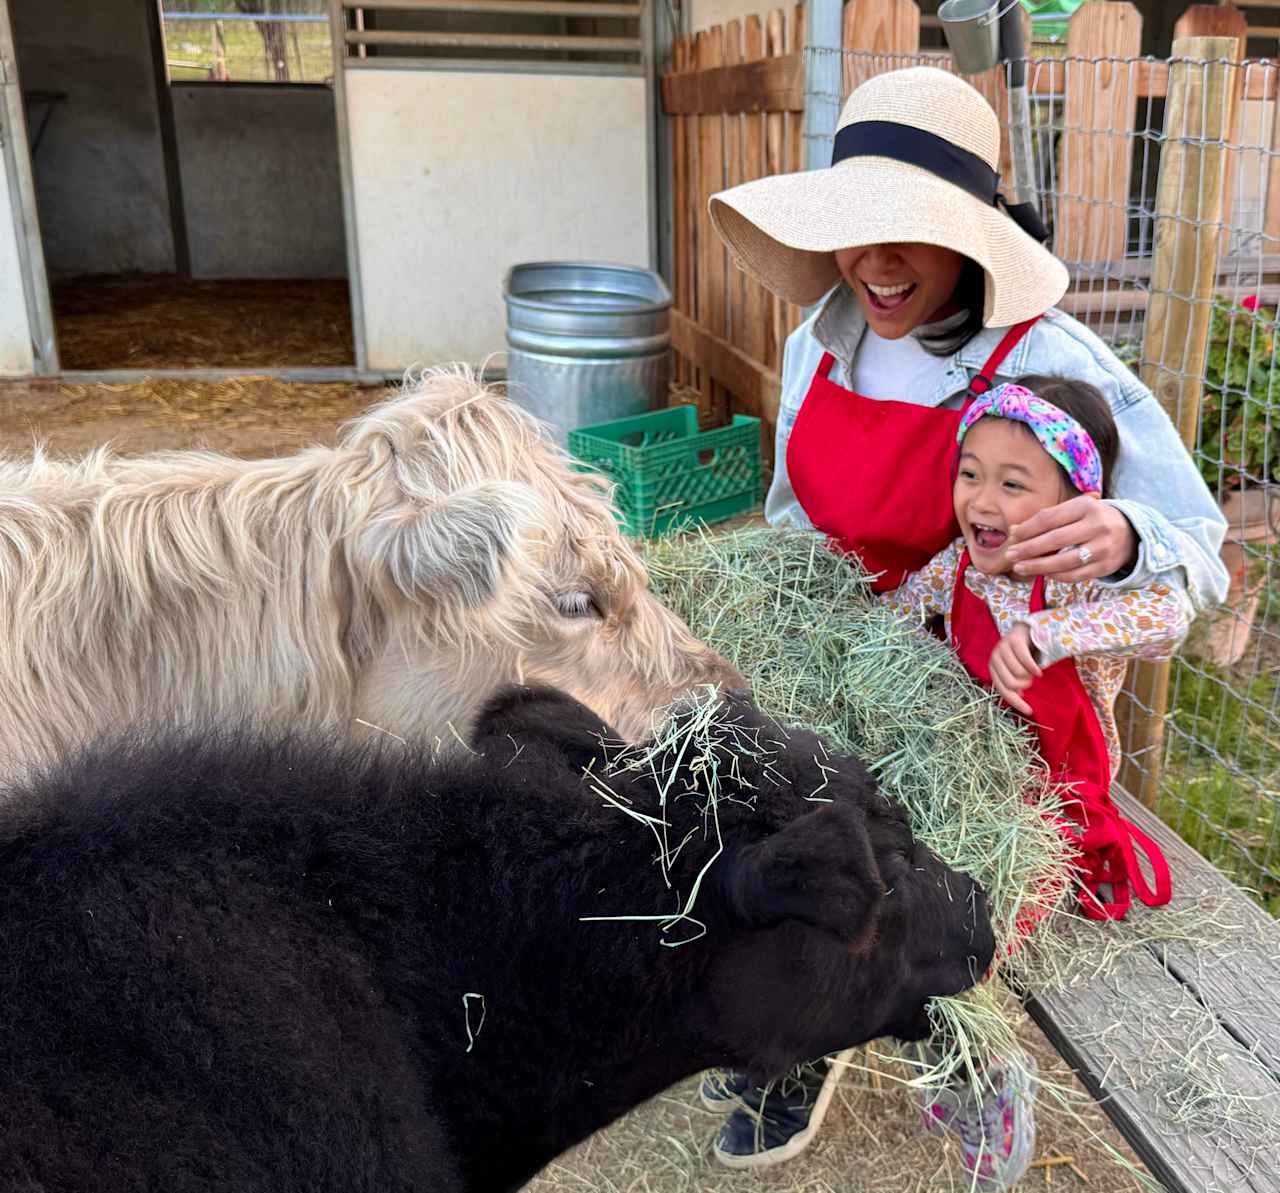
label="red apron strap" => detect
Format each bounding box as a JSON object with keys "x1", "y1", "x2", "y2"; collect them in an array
[
  {"x1": 816, "y1": 351, "x2": 837, "y2": 379},
  {"x1": 966, "y1": 316, "x2": 1041, "y2": 397}
]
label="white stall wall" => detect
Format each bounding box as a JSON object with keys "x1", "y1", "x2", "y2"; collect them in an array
[
  {"x1": 11, "y1": 0, "x2": 175, "y2": 277},
  {"x1": 172, "y1": 85, "x2": 346, "y2": 280},
  {"x1": 0, "y1": 163, "x2": 34, "y2": 376},
  {"x1": 347, "y1": 70, "x2": 649, "y2": 369}
]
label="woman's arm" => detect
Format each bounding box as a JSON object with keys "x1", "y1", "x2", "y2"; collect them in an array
[{"x1": 763, "y1": 318, "x2": 827, "y2": 529}]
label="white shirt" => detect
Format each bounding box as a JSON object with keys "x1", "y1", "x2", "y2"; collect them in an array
[{"x1": 848, "y1": 324, "x2": 955, "y2": 401}]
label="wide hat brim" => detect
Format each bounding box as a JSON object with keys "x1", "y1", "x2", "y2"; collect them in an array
[{"x1": 709, "y1": 156, "x2": 1069, "y2": 328}]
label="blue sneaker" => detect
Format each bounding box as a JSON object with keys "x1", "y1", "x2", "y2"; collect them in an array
[
  {"x1": 699, "y1": 1068, "x2": 751, "y2": 1112},
  {"x1": 712, "y1": 1050, "x2": 852, "y2": 1169}
]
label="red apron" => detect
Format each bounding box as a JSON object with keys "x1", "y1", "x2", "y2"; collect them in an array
[
  {"x1": 787, "y1": 320, "x2": 1039, "y2": 592},
  {"x1": 950, "y1": 548, "x2": 1173, "y2": 922}
]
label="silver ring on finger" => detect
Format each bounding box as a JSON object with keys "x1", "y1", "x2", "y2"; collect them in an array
[{"x1": 1077, "y1": 544, "x2": 1094, "y2": 566}]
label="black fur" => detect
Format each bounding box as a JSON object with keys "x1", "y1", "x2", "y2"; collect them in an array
[{"x1": 0, "y1": 687, "x2": 993, "y2": 1193}]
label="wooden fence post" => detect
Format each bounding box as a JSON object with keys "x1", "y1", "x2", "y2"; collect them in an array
[
  {"x1": 1117, "y1": 36, "x2": 1239, "y2": 807},
  {"x1": 1055, "y1": 2, "x2": 1142, "y2": 266},
  {"x1": 1174, "y1": 6, "x2": 1247, "y2": 230},
  {"x1": 841, "y1": 0, "x2": 921, "y2": 97}
]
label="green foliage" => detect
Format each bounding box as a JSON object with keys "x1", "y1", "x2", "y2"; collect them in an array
[
  {"x1": 1161, "y1": 656, "x2": 1280, "y2": 916},
  {"x1": 1108, "y1": 299, "x2": 1280, "y2": 493},
  {"x1": 1200, "y1": 298, "x2": 1280, "y2": 491}
]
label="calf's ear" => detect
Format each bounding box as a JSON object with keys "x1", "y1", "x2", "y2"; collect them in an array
[
  {"x1": 715, "y1": 802, "x2": 884, "y2": 944},
  {"x1": 470, "y1": 684, "x2": 618, "y2": 770},
  {"x1": 353, "y1": 480, "x2": 543, "y2": 607}
]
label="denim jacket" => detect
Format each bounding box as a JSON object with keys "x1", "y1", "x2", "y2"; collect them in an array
[{"x1": 766, "y1": 284, "x2": 1230, "y2": 611}]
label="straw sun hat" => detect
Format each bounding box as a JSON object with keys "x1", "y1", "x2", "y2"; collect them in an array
[{"x1": 708, "y1": 67, "x2": 1069, "y2": 328}]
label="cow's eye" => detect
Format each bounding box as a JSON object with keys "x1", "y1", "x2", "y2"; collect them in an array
[{"x1": 554, "y1": 591, "x2": 603, "y2": 619}]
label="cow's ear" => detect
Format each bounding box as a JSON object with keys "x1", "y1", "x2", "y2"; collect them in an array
[
  {"x1": 470, "y1": 685, "x2": 618, "y2": 771},
  {"x1": 714, "y1": 803, "x2": 884, "y2": 943},
  {"x1": 354, "y1": 480, "x2": 542, "y2": 606}
]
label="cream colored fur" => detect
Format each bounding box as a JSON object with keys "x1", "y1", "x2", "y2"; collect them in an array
[{"x1": 0, "y1": 368, "x2": 740, "y2": 773}]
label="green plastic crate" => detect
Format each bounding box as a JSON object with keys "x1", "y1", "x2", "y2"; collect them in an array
[{"x1": 569, "y1": 405, "x2": 763, "y2": 538}]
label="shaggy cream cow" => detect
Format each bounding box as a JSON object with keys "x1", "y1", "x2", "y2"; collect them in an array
[{"x1": 0, "y1": 369, "x2": 743, "y2": 772}]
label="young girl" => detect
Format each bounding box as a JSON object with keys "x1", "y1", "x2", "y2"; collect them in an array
[
  {"x1": 885, "y1": 376, "x2": 1184, "y2": 1184},
  {"x1": 701, "y1": 63, "x2": 1228, "y2": 1185}
]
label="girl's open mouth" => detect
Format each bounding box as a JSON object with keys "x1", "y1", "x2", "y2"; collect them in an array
[
  {"x1": 972, "y1": 524, "x2": 1007, "y2": 551},
  {"x1": 863, "y1": 280, "x2": 917, "y2": 313}
]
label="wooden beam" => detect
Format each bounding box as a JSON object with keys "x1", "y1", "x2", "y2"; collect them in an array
[
  {"x1": 671, "y1": 310, "x2": 781, "y2": 427},
  {"x1": 346, "y1": 29, "x2": 641, "y2": 50},
  {"x1": 344, "y1": 0, "x2": 641, "y2": 12},
  {"x1": 660, "y1": 51, "x2": 804, "y2": 114},
  {"x1": 910, "y1": 51, "x2": 1280, "y2": 100}
]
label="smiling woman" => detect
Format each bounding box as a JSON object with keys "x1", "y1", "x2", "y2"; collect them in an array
[{"x1": 834, "y1": 242, "x2": 967, "y2": 342}]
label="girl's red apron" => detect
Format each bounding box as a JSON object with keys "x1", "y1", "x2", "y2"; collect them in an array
[
  {"x1": 785, "y1": 318, "x2": 1172, "y2": 922},
  {"x1": 949, "y1": 549, "x2": 1172, "y2": 922}
]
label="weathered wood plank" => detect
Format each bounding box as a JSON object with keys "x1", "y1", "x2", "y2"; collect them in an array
[
  {"x1": 672, "y1": 36, "x2": 691, "y2": 387},
  {"x1": 699, "y1": 25, "x2": 729, "y2": 423},
  {"x1": 660, "y1": 51, "x2": 805, "y2": 115},
  {"x1": 724, "y1": 20, "x2": 745, "y2": 359},
  {"x1": 765, "y1": 8, "x2": 788, "y2": 377},
  {"x1": 1116, "y1": 793, "x2": 1280, "y2": 1081},
  {"x1": 784, "y1": 3, "x2": 804, "y2": 344},
  {"x1": 742, "y1": 15, "x2": 769, "y2": 370},
  {"x1": 1056, "y1": 4, "x2": 1142, "y2": 265},
  {"x1": 671, "y1": 309, "x2": 780, "y2": 461},
  {"x1": 1024, "y1": 788, "x2": 1280, "y2": 1193}
]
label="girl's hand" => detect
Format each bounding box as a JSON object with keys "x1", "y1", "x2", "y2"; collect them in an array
[
  {"x1": 1005, "y1": 496, "x2": 1138, "y2": 583},
  {"x1": 989, "y1": 624, "x2": 1041, "y2": 716}
]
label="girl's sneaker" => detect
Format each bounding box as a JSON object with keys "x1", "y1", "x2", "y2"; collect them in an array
[
  {"x1": 920, "y1": 1051, "x2": 1038, "y2": 1190},
  {"x1": 711, "y1": 1050, "x2": 853, "y2": 1169},
  {"x1": 699, "y1": 1068, "x2": 751, "y2": 1112}
]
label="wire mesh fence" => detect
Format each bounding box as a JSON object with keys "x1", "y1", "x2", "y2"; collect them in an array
[
  {"x1": 810, "y1": 44, "x2": 1280, "y2": 911},
  {"x1": 158, "y1": 2, "x2": 333, "y2": 84}
]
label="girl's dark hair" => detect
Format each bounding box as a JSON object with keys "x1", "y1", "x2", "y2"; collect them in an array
[
  {"x1": 917, "y1": 258, "x2": 986, "y2": 357},
  {"x1": 1011, "y1": 374, "x2": 1119, "y2": 498}
]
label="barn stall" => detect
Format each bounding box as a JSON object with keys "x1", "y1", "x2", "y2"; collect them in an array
[{"x1": 0, "y1": 0, "x2": 660, "y2": 380}]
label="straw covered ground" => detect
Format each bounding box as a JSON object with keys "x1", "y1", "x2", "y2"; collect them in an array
[
  {"x1": 0, "y1": 376, "x2": 387, "y2": 458},
  {"x1": 50, "y1": 276, "x2": 354, "y2": 370}
]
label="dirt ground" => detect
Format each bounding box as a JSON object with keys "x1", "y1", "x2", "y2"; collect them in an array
[
  {"x1": 0, "y1": 375, "x2": 1152, "y2": 1191},
  {"x1": 530, "y1": 1013, "x2": 1149, "y2": 1192},
  {"x1": 0, "y1": 376, "x2": 387, "y2": 459}
]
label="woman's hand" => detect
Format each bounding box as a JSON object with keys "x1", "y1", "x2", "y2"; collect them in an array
[
  {"x1": 988, "y1": 624, "x2": 1041, "y2": 716},
  {"x1": 1005, "y1": 496, "x2": 1137, "y2": 583}
]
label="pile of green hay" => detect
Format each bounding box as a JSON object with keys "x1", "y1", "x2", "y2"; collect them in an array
[
  {"x1": 631, "y1": 526, "x2": 1280, "y2": 1174},
  {"x1": 644, "y1": 528, "x2": 1074, "y2": 965}
]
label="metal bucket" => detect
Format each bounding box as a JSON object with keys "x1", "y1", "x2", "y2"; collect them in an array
[
  {"x1": 503, "y1": 262, "x2": 672, "y2": 445},
  {"x1": 938, "y1": 0, "x2": 1002, "y2": 74}
]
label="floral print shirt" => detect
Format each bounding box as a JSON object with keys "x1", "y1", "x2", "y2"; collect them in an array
[{"x1": 881, "y1": 538, "x2": 1193, "y2": 771}]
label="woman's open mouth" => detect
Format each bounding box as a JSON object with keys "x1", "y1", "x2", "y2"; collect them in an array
[
  {"x1": 863, "y1": 280, "x2": 917, "y2": 313},
  {"x1": 971, "y1": 524, "x2": 1008, "y2": 552}
]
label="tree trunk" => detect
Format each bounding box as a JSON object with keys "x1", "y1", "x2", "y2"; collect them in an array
[{"x1": 260, "y1": 20, "x2": 291, "y2": 82}]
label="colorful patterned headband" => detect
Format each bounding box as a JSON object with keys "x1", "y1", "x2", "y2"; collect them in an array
[{"x1": 956, "y1": 383, "x2": 1103, "y2": 495}]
